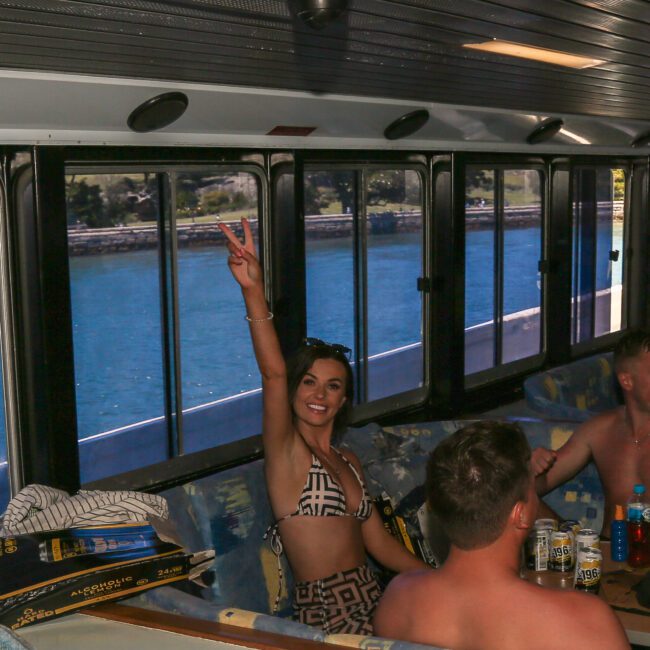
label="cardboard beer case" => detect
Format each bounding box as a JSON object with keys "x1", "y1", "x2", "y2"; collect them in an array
[
  {"x1": 375, "y1": 491, "x2": 437, "y2": 566},
  {"x1": 0, "y1": 523, "x2": 195, "y2": 630}
]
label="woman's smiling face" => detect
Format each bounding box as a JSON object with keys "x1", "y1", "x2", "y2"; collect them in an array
[{"x1": 292, "y1": 358, "x2": 348, "y2": 429}]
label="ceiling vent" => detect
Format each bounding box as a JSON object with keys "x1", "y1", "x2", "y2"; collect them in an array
[{"x1": 267, "y1": 125, "x2": 316, "y2": 136}]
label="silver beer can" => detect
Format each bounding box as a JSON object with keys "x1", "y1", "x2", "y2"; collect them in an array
[
  {"x1": 526, "y1": 529, "x2": 550, "y2": 571},
  {"x1": 575, "y1": 529, "x2": 600, "y2": 556},
  {"x1": 574, "y1": 546, "x2": 602, "y2": 593},
  {"x1": 550, "y1": 530, "x2": 574, "y2": 572}
]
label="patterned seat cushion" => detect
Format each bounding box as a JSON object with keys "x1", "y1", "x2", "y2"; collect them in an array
[
  {"x1": 523, "y1": 352, "x2": 621, "y2": 421},
  {"x1": 157, "y1": 459, "x2": 294, "y2": 617}
]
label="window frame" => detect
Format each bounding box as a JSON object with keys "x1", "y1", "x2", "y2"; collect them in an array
[
  {"x1": 64, "y1": 162, "x2": 269, "y2": 473},
  {"x1": 463, "y1": 162, "x2": 547, "y2": 388},
  {"x1": 302, "y1": 160, "x2": 431, "y2": 423},
  {"x1": 2, "y1": 146, "x2": 647, "y2": 499},
  {"x1": 568, "y1": 162, "x2": 631, "y2": 357}
]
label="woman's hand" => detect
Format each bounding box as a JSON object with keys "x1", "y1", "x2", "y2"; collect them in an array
[{"x1": 218, "y1": 218, "x2": 262, "y2": 290}]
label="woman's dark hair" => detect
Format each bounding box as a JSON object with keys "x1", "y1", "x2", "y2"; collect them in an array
[{"x1": 287, "y1": 342, "x2": 354, "y2": 436}]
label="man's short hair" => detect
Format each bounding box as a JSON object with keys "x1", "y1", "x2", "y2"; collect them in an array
[
  {"x1": 425, "y1": 421, "x2": 531, "y2": 550},
  {"x1": 614, "y1": 329, "x2": 650, "y2": 373}
]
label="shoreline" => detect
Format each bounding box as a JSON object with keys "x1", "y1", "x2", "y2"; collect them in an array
[{"x1": 67, "y1": 205, "x2": 624, "y2": 256}]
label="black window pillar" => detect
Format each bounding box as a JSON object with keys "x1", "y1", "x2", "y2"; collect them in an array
[
  {"x1": 14, "y1": 147, "x2": 79, "y2": 492},
  {"x1": 271, "y1": 153, "x2": 305, "y2": 358},
  {"x1": 545, "y1": 160, "x2": 572, "y2": 365}
]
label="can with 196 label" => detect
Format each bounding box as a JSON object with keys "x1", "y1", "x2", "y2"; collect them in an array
[
  {"x1": 550, "y1": 531, "x2": 574, "y2": 572},
  {"x1": 574, "y1": 546, "x2": 602, "y2": 593}
]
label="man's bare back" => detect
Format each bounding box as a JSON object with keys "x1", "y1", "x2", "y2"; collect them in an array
[
  {"x1": 374, "y1": 421, "x2": 629, "y2": 650},
  {"x1": 375, "y1": 552, "x2": 628, "y2": 650}
]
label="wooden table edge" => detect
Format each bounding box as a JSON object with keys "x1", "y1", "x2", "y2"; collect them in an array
[{"x1": 83, "y1": 603, "x2": 331, "y2": 649}]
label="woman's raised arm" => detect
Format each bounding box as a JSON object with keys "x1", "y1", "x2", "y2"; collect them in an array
[{"x1": 219, "y1": 218, "x2": 294, "y2": 458}]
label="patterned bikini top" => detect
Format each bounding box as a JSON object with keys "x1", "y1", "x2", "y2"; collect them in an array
[
  {"x1": 292, "y1": 448, "x2": 373, "y2": 521},
  {"x1": 264, "y1": 446, "x2": 373, "y2": 612}
]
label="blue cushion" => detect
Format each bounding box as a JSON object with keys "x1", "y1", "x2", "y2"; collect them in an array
[
  {"x1": 160, "y1": 459, "x2": 294, "y2": 617},
  {"x1": 524, "y1": 352, "x2": 620, "y2": 421},
  {"x1": 345, "y1": 419, "x2": 604, "y2": 546},
  {"x1": 0, "y1": 626, "x2": 34, "y2": 650}
]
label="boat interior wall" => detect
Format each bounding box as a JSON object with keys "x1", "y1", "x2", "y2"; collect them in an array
[{"x1": 0, "y1": 70, "x2": 648, "y2": 152}]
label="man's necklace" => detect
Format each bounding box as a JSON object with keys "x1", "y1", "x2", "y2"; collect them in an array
[{"x1": 624, "y1": 407, "x2": 650, "y2": 447}]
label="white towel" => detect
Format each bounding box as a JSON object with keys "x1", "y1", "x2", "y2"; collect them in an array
[{"x1": 0, "y1": 484, "x2": 168, "y2": 536}]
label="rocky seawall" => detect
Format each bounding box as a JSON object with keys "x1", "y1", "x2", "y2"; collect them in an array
[{"x1": 67, "y1": 203, "x2": 622, "y2": 255}]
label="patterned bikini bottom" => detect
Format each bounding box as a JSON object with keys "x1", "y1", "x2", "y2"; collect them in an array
[{"x1": 293, "y1": 564, "x2": 382, "y2": 635}]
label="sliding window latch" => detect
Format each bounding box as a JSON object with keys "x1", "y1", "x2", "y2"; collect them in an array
[
  {"x1": 609, "y1": 250, "x2": 620, "y2": 262},
  {"x1": 417, "y1": 277, "x2": 432, "y2": 292}
]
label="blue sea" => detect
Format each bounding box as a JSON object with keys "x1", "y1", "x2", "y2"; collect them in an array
[{"x1": 0, "y1": 224, "x2": 624, "y2": 455}]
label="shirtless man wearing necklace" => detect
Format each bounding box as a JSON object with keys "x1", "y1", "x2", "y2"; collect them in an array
[{"x1": 533, "y1": 329, "x2": 650, "y2": 537}]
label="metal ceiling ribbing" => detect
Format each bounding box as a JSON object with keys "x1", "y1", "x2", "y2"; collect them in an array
[{"x1": 0, "y1": 0, "x2": 649, "y2": 120}]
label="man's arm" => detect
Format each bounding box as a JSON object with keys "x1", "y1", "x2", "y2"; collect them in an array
[
  {"x1": 562, "y1": 593, "x2": 630, "y2": 649},
  {"x1": 373, "y1": 573, "x2": 412, "y2": 639},
  {"x1": 534, "y1": 422, "x2": 594, "y2": 496}
]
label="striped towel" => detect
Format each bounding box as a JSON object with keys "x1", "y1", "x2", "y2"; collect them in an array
[{"x1": 0, "y1": 484, "x2": 168, "y2": 536}]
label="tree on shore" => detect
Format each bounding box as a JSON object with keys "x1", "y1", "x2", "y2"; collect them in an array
[{"x1": 66, "y1": 179, "x2": 105, "y2": 227}]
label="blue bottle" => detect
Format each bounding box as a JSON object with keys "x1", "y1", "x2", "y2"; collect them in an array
[{"x1": 611, "y1": 504, "x2": 628, "y2": 562}]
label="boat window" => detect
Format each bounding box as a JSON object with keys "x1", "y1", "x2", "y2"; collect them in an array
[
  {"x1": 174, "y1": 171, "x2": 261, "y2": 454},
  {"x1": 66, "y1": 168, "x2": 263, "y2": 484},
  {"x1": 464, "y1": 167, "x2": 544, "y2": 375},
  {"x1": 571, "y1": 167, "x2": 626, "y2": 345},
  {"x1": 304, "y1": 167, "x2": 426, "y2": 408}
]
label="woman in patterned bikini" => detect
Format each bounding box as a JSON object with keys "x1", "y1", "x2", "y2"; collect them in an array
[{"x1": 219, "y1": 218, "x2": 427, "y2": 635}]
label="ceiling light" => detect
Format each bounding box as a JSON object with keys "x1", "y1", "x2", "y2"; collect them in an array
[
  {"x1": 559, "y1": 129, "x2": 591, "y2": 145},
  {"x1": 463, "y1": 40, "x2": 605, "y2": 69},
  {"x1": 384, "y1": 109, "x2": 430, "y2": 140},
  {"x1": 526, "y1": 118, "x2": 564, "y2": 144}
]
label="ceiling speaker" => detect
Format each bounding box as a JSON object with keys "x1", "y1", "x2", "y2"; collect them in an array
[
  {"x1": 289, "y1": 0, "x2": 348, "y2": 29},
  {"x1": 526, "y1": 118, "x2": 564, "y2": 144},
  {"x1": 384, "y1": 109, "x2": 430, "y2": 140},
  {"x1": 631, "y1": 130, "x2": 650, "y2": 148},
  {"x1": 127, "y1": 92, "x2": 189, "y2": 133}
]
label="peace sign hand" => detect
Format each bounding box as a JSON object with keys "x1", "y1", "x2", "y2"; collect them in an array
[{"x1": 218, "y1": 218, "x2": 262, "y2": 289}]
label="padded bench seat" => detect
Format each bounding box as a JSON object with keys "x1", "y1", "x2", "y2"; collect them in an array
[
  {"x1": 523, "y1": 352, "x2": 620, "y2": 421},
  {"x1": 124, "y1": 417, "x2": 604, "y2": 649}
]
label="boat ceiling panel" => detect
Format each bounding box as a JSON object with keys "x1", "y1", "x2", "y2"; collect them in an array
[
  {"x1": 0, "y1": 0, "x2": 649, "y2": 120},
  {"x1": 0, "y1": 1, "x2": 649, "y2": 148}
]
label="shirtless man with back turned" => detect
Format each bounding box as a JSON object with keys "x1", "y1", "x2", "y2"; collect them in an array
[
  {"x1": 373, "y1": 421, "x2": 629, "y2": 650},
  {"x1": 534, "y1": 329, "x2": 650, "y2": 537}
]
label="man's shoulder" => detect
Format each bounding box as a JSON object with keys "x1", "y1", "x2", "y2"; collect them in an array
[
  {"x1": 374, "y1": 569, "x2": 438, "y2": 637},
  {"x1": 381, "y1": 568, "x2": 436, "y2": 603},
  {"x1": 541, "y1": 590, "x2": 628, "y2": 647},
  {"x1": 580, "y1": 406, "x2": 622, "y2": 436}
]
